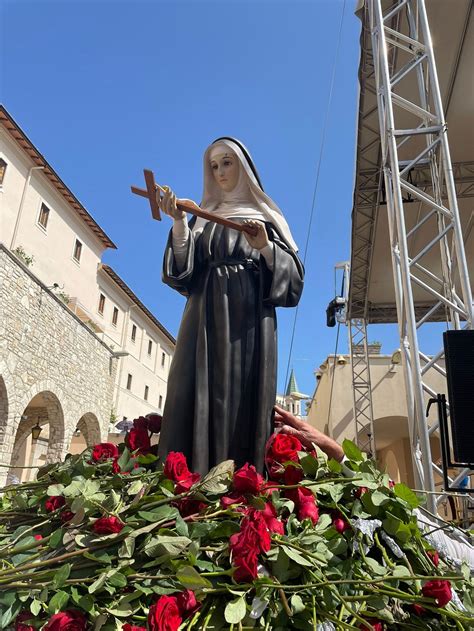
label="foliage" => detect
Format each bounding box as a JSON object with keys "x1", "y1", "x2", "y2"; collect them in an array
[
  {"x1": 12, "y1": 246, "x2": 34, "y2": 268},
  {"x1": 0, "y1": 424, "x2": 472, "y2": 630}
]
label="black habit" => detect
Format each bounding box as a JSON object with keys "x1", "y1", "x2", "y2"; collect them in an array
[{"x1": 158, "y1": 219, "x2": 304, "y2": 474}]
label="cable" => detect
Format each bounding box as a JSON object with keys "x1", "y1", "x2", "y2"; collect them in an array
[
  {"x1": 283, "y1": 0, "x2": 347, "y2": 392},
  {"x1": 327, "y1": 322, "x2": 341, "y2": 425}
]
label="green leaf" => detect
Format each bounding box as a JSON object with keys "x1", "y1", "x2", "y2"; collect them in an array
[
  {"x1": 199, "y1": 459, "x2": 234, "y2": 494},
  {"x1": 48, "y1": 590, "x2": 70, "y2": 614},
  {"x1": 1, "y1": 600, "x2": 22, "y2": 628},
  {"x1": 30, "y1": 599, "x2": 42, "y2": 616},
  {"x1": 108, "y1": 571, "x2": 128, "y2": 588},
  {"x1": 78, "y1": 594, "x2": 95, "y2": 613},
  {"x1": 364, "y1": 557, "x2": 387, "y2": 576},
  {"x1": 175, "y1": 514, "x2": 189, "y2": 537},
  {"x1": 47, "y1": 484, "x2": 65, "y2": 496},
  {"x1": 371, "y1": 491, "x2": 389, "y2": 506},
  {"x1": 282, "y1": 546, "x2": 313, "y2": 567},
  {"x1": 144, "y1": 535, "x2": 192, "y2": 558},
  {"x1": 136, "y1": 505, "x2": 178, "y2": 525},
  {"x1": 342, "y1": 439, "x2": 363, "y2": 462},
  {"x1": 127, "y1": 479, "x2": 145, "y2": 495},
  {"x1": 224, "y1": 596, "x2": 246, "y2": 624},
  {"x1": 290, "y1": 594, "x2": 305, "y2": 614},
  {"x1": 117, "y1": 447, "x2": 130, "y2": 471},
  {"x1": 176, "y1": 565, "x2": 212, "y2": 589},
  {"x1": 393, "y1": 483, "x2": 420, "y2": 509},
  {"x1": 327, "y1": 458, "x2": 342, "y2": 474},
  {"x1": 392, "y1": 565, "x2": 411, "y2": 578},
  {"x1": 53, "y1": 563, "x2": 71, "y2": 588},
  {"x1": 119, "y1": 537, "x2": 135, "y2": 559},
  {"x1": 88, "y1": 572, "x2": 108, "y2": 594}
]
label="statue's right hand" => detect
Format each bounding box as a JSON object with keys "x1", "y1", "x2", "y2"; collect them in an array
[{"x1": 157, "y1": 185, "x2": 186, "y2": 221}]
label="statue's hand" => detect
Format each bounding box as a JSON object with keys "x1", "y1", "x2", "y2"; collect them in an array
[
  {"x1": 242, "y1": 219, "x2": 269, "y2": 250},
  {"x1": 157, "y1": 185, "x2": 186, "y2": 221}
]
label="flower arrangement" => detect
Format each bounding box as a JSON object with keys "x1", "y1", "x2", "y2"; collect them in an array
[{"x1": 0, "y1": 414, "x2": 472, "y2": 630}]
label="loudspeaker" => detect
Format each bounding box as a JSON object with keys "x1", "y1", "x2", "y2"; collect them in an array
[{"x1": 442, "y1": 330, "x2": 474, "y2": 463}]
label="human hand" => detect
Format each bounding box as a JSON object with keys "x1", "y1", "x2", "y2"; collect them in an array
[
  {"x1": 157, "y1": 185, "x2": 186, "y2": 221},
  {"x1": 242, "y1": 219, "x2": 269, "y2": 250},
  {"x1": 274, "y1": 405, "x2": 344, "y2": 462}
]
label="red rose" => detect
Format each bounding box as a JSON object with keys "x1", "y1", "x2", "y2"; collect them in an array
[
  {"x1": 283, "y1": 464, "x2": 304, "y2": 485},
  {"x1": 233, "y1": 463, "x2": 265, "y2": 495},
  {"x1": 220, "y1": 492, "x2": 246, "y2": 508},
  {"x1": 44, "y1": 610, "x2": 88, "y2": 631},
  {"x1": 286, "y1": 487, "x2": 319, "y2": 525},
  {"x1": 355, "y1": 486, "x2": 368, "y2": 498},
  {"x1": 175, "y1": 472, "x2": 201, "y2": 494},
  {"x1": 60, "y1": 510, "x2": 75, "y2": 523},
  {"x1": 411, "y1": 604, "x2": 427, "y2": 616},
  {"x1": 232, "y1": 545, "x2": 258, "y2": 582},
  {"x1": 164, "y1": 452, "x2": 191, "y2": 482},
  {"x1": 259, "y1": 503, "x2": 284, "y2": 535},
  {"x1": 148, "y1": 595, "x2": 182, "y2": 631},
  {"x1": 333, "y1": 517, "x2": 350, "y2": 534},
  {"x1": 34, "y1": 534, "x2": 42, "y2": 541},
  {"x1": 176, "y1": 589, "x2": 201, "y2": 618},
  {"x1": 359, "y1": 621, "x2": 384, "y2": 631},
  {"x1": 388, "y1": 479, "x2": 395, "y2": 488},
  {"x1": 125, "y1": 427, "x2": 151, "y2": 453},
  {"x1": 112, "y1": 457, "x2": 121, "y2": 474},
  {"x1": 92, "y1": 516, "x2": 124, "y2": 535},
  {"x1": 91, "y1": 442, "x2": 119, "y2": 463},
  {"x1": 266, "y1": 433, "x2": 302, "y2": 465},
  {"x1": 175, "y1": 497, "x2": 206, "y2": 518},
  {"x1": 146, "y1": 414, "x2": 163, "y2": 434},
  {"x1": 133, "y1": 416, "x2": 149, "y2": 431},
  {"x1": 123, "y1": 626, "x2": 146, "y2": 631},
  {"x1": 422, "y1": 580, "x2": 452, "y2": 607},
  {"x1": 15, "y1": 612, "x2": 35, "y2": 631},
  {"x1": 45, "y1": 495, "x2": 66, "y2": 512},
  {"x1": 427, "y1": 549, "x2": 439, "y2": 567}
]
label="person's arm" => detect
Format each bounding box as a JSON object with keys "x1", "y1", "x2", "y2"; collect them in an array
[{"x1": 274, "y1": 405, "x2": 344, "y2": 462}]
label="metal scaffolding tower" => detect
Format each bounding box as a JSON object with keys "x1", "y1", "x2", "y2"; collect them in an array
[
  {"x1": 349, "y1": 318, "x2": 376, "y2": 457},
  {"x1": 367, "y1": 0, "x2": 474, "y2": 511}
]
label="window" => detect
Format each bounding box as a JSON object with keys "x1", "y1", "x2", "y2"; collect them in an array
[
  {"x1": 126, "y1": 373, "x2": 132, "y2": 390},
  {"x1": 147, "y1": 340, "x2": 153, "y2": 356},
  {"x1": 161, "y1": 352, "x2": 166, "y2": 367},
  {"x1": 131, "y1": 324, "x2": 137, "y2": 342},
  {"x1": 38, "y1": 203, "x2": 50, "y2": 230},
  {"x1": 159, "y1": 395, "x2": 163, "y2": 409},
  {"x1": 144, "y1": 385, "x2": 149, "y2": 401},
  {"x1": 112, "y1": 307, "x2": 119, "y2": 326},
  {"x1": 73, "y1": 239, "x2": 82, "y2": 262},
  {"x1": 98, "y1": 293, "x2": 106, "y2": 314},
  {"x1": 0, "y1": 158, "x2": 6, "y2": 185}
]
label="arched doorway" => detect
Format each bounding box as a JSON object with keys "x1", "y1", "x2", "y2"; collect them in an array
[
  {"x1": 8, "y1": 391, "x2": 64, "y2": 484},
  {"x1": 69, "y1": 412, "x2": 101, "y2": 455}
]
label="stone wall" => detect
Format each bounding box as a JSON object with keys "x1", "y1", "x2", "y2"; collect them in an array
[{"x1": 0, "y1": 243, "x2": 116, "y2": 482}]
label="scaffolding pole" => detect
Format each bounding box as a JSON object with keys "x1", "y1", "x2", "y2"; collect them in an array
[{"x1": 369, "y1": 0, "x2": 474, "y2": 513}]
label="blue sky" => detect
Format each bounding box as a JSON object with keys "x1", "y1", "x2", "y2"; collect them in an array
[{"x1": 2, "y1": 0, "x2": 406, "y2": 397}]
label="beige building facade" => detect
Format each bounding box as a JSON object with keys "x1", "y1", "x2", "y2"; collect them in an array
[
  {"x1": 0, "y1": 106, "x2": 175, "y2": 480},
  {"x1": 307, "y1": 352, "x2": 447, "y2": 492}
]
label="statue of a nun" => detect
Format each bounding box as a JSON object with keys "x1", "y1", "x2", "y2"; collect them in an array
[{"x1": 158, "y1": 137, "x2": 304, "y2": 474}]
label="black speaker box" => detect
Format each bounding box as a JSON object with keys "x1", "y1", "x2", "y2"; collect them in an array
[{"x1": 442, "y1": 330, "x2": 474, "y2": 463}]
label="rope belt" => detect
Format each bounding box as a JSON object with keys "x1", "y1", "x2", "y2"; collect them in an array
[{"x1": 208, "y1": 258, "x2": 258, "y2": 270}]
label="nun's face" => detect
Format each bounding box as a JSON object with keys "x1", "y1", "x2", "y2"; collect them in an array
[{"x1": 210, "y1": 151, "x2": 240, "y2": 192}]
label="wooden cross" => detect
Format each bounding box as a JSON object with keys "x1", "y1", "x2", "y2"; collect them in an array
[{"x1": 131, "y1": 169, "x2": 257, "y2": 235}]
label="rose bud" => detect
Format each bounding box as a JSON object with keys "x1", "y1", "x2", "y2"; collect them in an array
[
  {"x1": 354, "y1": 486, "x2": 368, "y2": 498},
  {"x1": 45, "y1": 495, "x2": 66, "y2": 513},
  {"x1": 43, "y1": 610, "x2": 88, "y2": 631},
  {"x1": 91, "y1": 442, "x2": 119, "y2": 463},
  {"x1": 92, "y1": 516, "x2": 124, "y2": 535},
  {"x1": 146, "y1": 413, "x2": 163, "y2": 434},
  {"x1": 422, "y1": 580, "x2": 452, "y2": 607},
  {"x1": 427, "y1": 549, "x2": 439, "y2": 567}
]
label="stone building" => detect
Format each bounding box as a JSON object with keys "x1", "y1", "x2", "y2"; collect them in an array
[
  {"x1": 0, "y1": 106, "x2": 175, "y2": 480},
  {"x1": 276, "y1": 369, "x2": 309, "y2": 418}
]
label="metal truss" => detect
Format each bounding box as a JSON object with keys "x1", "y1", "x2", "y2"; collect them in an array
[
  {"x1": 369, "y1": 0, "x2": 474, "y2": 511},
  {"x1": 349, "y1": 319, "x2": 376, "y2": 457}
]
